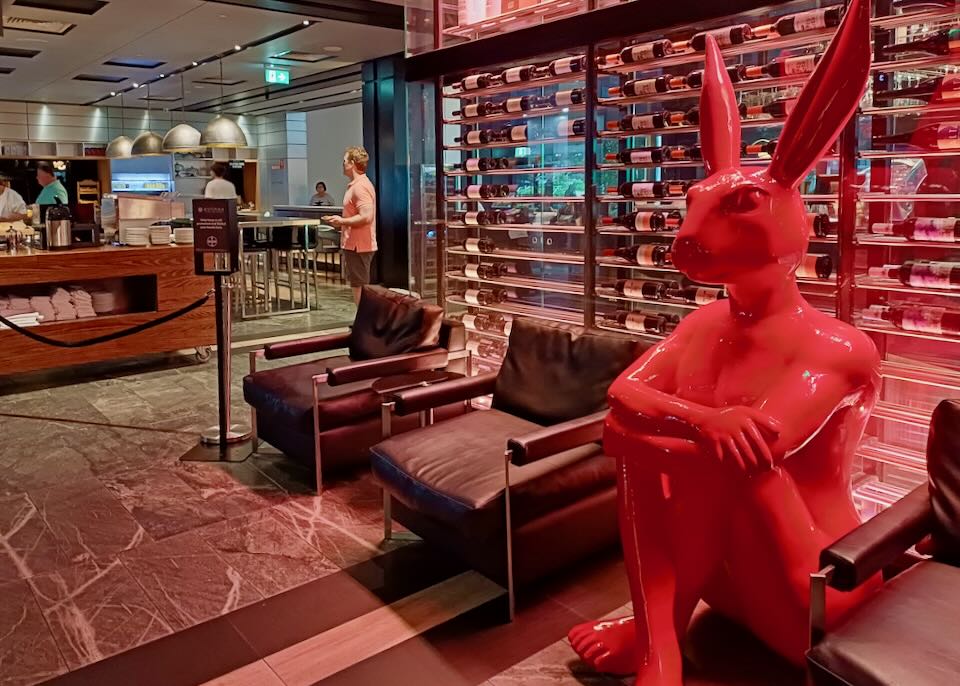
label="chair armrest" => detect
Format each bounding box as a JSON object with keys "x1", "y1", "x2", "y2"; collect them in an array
[
  {"x1": 507, "y1": 411, "x2": 608, "y2": 466},
  {"x1": 391, "y1": 372, "x2": 498, "y2": 416},
  {"x1": 263, "y1": 331, "x2": 351, "y2": 360},
  {"x1": 326, "y1": 349, "x2": 448, "y2": 386},
  {"x1": 821, "y1": 485, "x2": 934, "y2": 591}
]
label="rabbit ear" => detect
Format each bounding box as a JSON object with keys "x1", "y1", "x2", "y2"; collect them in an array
[
  {"x1": 699, "y1": 34, "x2": 741, "y2": 175},
  {"x1": 767, "y1": 0, "x2": 871, "y2": 189}
]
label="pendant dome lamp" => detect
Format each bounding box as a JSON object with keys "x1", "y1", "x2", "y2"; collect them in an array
[
  {"x1": 200, "y1": 56, "x2": 247, "y2": 149},
  {"x1": 162, "y1": 72, "x2": 201, "y2": 152},
  {"x1": 131, "y1": 83, "x2": 165, "y2": 156},
  {"x1": 105, "y1": 92, "x2": 133, "y2": 159}
]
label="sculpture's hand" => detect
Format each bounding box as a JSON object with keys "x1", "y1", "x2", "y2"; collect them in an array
[{"x1": 695, "y1": 406, "x2": 782, "y2": 472}]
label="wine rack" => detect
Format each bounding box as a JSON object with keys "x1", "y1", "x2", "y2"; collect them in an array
[{"x1": 408, "y1": 0, "x2": 960, "y2": 515}]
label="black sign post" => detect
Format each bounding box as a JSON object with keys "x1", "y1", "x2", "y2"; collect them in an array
[{"x1": 181, "y1": 198, "x2": 250, "y2": 463}]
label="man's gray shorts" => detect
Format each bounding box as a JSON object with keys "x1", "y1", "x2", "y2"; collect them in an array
[{"x1": 342, "y1": 249, "x2": 375, "y2": 287}]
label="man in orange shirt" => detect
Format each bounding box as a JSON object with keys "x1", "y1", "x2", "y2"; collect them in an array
[{"x1": 324, "y1": 146, "x2": 377, "y2": 304}]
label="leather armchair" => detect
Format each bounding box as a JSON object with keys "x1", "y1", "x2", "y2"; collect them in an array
[
  {"x1": 807, "y1": 399, "x2": 960, "y2": 686},
  {"x1": 243, "y1": 286, "x2": 466, "y2": 489},
  {"x1": 371, "y1": 319, "x2": 648, "y2": 618}
]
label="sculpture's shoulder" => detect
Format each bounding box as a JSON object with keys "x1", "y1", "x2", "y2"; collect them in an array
[{"x1": 806, "y1": 308, "x2": 881, "y2": 379}]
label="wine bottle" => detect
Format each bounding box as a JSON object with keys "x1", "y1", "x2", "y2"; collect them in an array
[
  {"x1": 456, "y1": 73, "x2": 496, "y2": 90},
  {"x1": 869, "y1": 261, "x2": 960, "y2": 289},
  {"x1": 452, "y1": 210, "x2": 505, "y2": 225},
  {"x1": 878, "y1": 27, "x2": 960, "y2": 57},
  {"x1": 549, "y1": 88, "x2": 584, "y2": 107},
  {"x1": 455, "y1": 130, "x2": 493, "y2": 145},
  {"x1": 456, "y1": 158, "x2": 498, "y2": 172},
  {"x1": 601, "y1": 210, "x2": 683, "y2": 231},
  {"x1": 739, "y1": 98, "x2": 797, "y2": 118},
  {"x1": 610, "y1": 310, "x2": 678, "y2": 334},
  {"x1": 808, "y1": 213, "x2": 838, "y2": 238},
  {"x1": 610, "y1": 181, "x2": 689, "y2": 198},
  {"x1": 463, "y1": 262, "x2": 508, "y2": 279},
  {"x1": 502, "y1": 95, "x2": 543, "y2": 114},
  {"x1": 502, "y1": 64, "x2": 537, "y2": 84},
  {"x1": 870, "y1": 217, "x2": 960, "y2": 242},
  {"x1": 773, "y1": 6, "x2": 843, "y2": 36},
  {"x1": 500, "y1": 124, "x2": 529, "y2": 142},
  {"x1": 690, "y1": 24, "x2": 754, "y2": 51},
  {"x1": 614, "y1": 279, "x2": 669, "y2": 300},
  {"x1": 872, "y1": 122, "x2": 960, "y2": 150},
  {"x1": 607, "y1": 112, "x2": 671, "y2": 132},
  {"x1": 557, "y1": 119, "x2": 586, "y2": 137},
  {"x1": 462, "y1": 312, "x2": 512, "y2": 336},
  {"x1": 461, "y1": 237, "x2": 497, "y2": 253},
  {"x1": 749, "y1": 53, "x2": 822, "y2": 79},
  {"x1": 663, "y1": 107, "x2": 699, "y2": 126},
  {"x1": 667, "y1": 145, "x2": 701, "y2": 161},
  {"x1": 874, "y1": 74, "x2": 960, "y2": 103},
  {"x1": 743, "y1": 139, "x2": 778, "y2": 156},
  {"x1": 609, "y1": 76, "x2": 688, "y2": 97},
  {"x1": 463, "y1": 288, "x2": 508, "y2": 305},
  {"x1": 796, "y1": 254, "x2": 833, "y2": 279},
  {"x1": 619, "y1": 39, "x2": 674, "y2": 64},
  {"x1": 603, "y1": 244, "x2": 672, "y2": 267},
  {"x1": 465, "y1": 183, "x2": 508, "y2": 199},
  {"x1": 666, "y1": 285, "x2": 727, "y2": 305},
  {"x1": 605, "y1": 147, "x2": 669, "y2": 165},
  {"x1": 466, "y1": 338, "x2": 507, "y2": 359},
  {"x1": 865, "y1": 304, "x2": 960, "y2": 337},
  {"x1": 548, "y1": 55, "x2": 585, "y2": 76},
  {"x1": 685, "y1": 65, "x2": 748, "y2": 89},
  {"x1": 454, "y1": 102, "x2": 500, "y2": 118}
]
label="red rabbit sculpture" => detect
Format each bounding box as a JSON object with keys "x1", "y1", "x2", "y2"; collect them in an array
[{"x1": 569, "y1": 0, "x2": 881, "y2": 682}]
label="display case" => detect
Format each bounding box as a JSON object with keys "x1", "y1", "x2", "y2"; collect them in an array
[{"x1": 407, "y1": 0, "x2": 960, "y2": 513}]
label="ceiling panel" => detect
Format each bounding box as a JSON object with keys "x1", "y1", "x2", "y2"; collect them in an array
[{"x1": 0, "y1": 0, "x2": 402, "y2": 108}]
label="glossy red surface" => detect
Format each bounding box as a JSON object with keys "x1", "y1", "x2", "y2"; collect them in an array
[{"x1": 569, "y1": 0, "x2": 882, "y2": 681}]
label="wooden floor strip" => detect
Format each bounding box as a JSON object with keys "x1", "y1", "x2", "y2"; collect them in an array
[
  {"x1": 264, "y1": 571, "x2": 504, "y2": 686},
  {"x1": 199, "y1": 660, "x2": 285, "y2": 686}
]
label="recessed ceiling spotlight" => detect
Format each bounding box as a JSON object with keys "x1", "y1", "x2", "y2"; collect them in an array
[
  {"x1": 132, "y1": 82, "x2": 139, "y2": 87},
  {"x1": 234, "y1": 44, "x2": 242, "y2": 51},
  {"x1": 302, "y1": 20, "x2": 310, "y2": 25},
  {"x1": 159, "y1": 73, "x2": 165, "y2": 78},
  {"x1": 322, "y1": 46, "x2": 342, "y2": 53},
  {"x1": 110, "y1": 91, "x2": 116, "y2": 96},
  {"x1": 192, "y1": 61, "x2": 198, "y2": 66}
]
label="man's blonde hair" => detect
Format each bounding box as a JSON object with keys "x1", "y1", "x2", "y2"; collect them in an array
[{"x1": 345, "y1": 146, "x2": 369, "y2": 173}]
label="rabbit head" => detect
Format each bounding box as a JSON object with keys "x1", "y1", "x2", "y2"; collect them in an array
[{"x1": 671, "y1": 0, "x2": 870, "y2": 287}]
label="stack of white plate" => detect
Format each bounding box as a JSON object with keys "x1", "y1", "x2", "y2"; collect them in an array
[
  {"x1": 125, "y1": 227, "x2": 149, "y2": 246},
  {"x1": 150, "y1": 225, "x2": 172, "y2": 245},
  {"x1": 173, "y1": 227, "x2": 194, "y2": 244}
]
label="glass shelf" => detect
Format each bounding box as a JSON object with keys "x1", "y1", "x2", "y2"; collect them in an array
[
  {"x1": 445, "y1": 166, "x2": 584, "y2": 177},
  {"x1": 860, "y1": 150, "x2": 960, "y2": 161},
  {"x1": 446, "y1": 195, "x2": 585, "y2": 203},
  {"x1": 447, "y1": 222, "x2": 585, "y2": 233},
  {"x1": 857, "y1": 235, "x2": 960, "y2": 249},
  {"x1": 857, "y1": 276, "x2": 960, "y2": 299},
  {"x1": 597, "y1": 115, "x2": 788, "y2": 138},
  {"x1": 858, "y1": 439, "x2": 927, "y2": 475},
  {"x1": 859, "y1": 320, "x2": 960, "y2": 345},
  {"x1": 442, "y1": 72, "x2": 583, "y2": 100},
  {"x1": 597, "y1": 73, "x2": 811, "y2": 108},
  {"x1": 446, "y1": 296, "x2": 582, "y2": 323},
  {"x1": 447, "y1": 247, "x2": 584, "y2": 264},
  {"x1": 445, "y1": 271, "x2": 585, "y2": 295},
  {"x1": 445, "y1": 135, "x2": 584, "y2": 151}
]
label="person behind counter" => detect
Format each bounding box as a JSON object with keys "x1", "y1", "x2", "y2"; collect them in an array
[
  {"x1": 311, "y1": 181, "x2": 336, "y2": 207},
  {"x1": 204, "y1": 162, "x2": 238, "y2": 199},
  {"x1": 323, "y1": 146, "x2": 377, "y2": 305},
  {"x1": 36, "y1": 162, "x2": 67, "y2": 210},
  {"x1": 0, "y1": 176, "x2": 27, "y2": 222}
]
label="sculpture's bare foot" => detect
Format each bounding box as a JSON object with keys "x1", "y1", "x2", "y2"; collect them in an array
[{"x1": 568, "y1": 615, "x2": 637, "y2": 676}]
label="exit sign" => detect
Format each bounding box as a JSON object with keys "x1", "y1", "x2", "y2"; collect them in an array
[{"x1": 265, "y1": 68, "x2": 290, "y2": 85}]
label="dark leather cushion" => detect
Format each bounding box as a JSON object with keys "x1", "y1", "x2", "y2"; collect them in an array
[
  {"x1": 807, "y1": 561, "x2": 960, "y2": 686},
  {"x1": 371, "y1": 408, "x2": 612, "y2": 539},
  {"x1": 927, "y1": 399, "x2": 960, "y2": 565},
  {"x1": 243, "y1": 355, "x2": 381, "y2": 433},
  {"x1": 348, "y1": 286, "x2": 442, "y2": 360},
  {"x1": 492, "y1": 319, "x2": 642, "y2": 426}
]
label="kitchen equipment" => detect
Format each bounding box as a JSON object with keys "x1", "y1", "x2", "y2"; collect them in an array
[{"x1": 44, "y1": 200, "x2": 72, "y2": 250}]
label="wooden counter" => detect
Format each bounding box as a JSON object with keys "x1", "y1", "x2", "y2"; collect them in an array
[{"x1": 0, "y1": 244, "x2": 215, "y2": 376}]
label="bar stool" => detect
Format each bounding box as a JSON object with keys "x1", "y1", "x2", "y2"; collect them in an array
[
  {"x1": 269, "y1": 225, "x2": 310, "y2": 313},
  {"x1": 240, "y1": 226, "x2": 271, "y2": 318}
]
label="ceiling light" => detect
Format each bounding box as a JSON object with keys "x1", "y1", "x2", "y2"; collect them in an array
[
  {"x1": 109, "y1": 91, "x2": 116, "y2": 96},
  {"x1": 132, "y1": 82, "x2": 139, "y2": 87},
  {"x1": 192, "y1": 61, "x2": 198, "y2": 66},
  {"x1": 201, "y1": 115, "x2": 247, "y2": 148},
  {"x1": 234, "y1": 44, "x2": 242, "y2": 51},
  {"x1": 105, "y1": 135, "x2": 132, "y2": 158},
  {"x1": 159, "y1": 73, "x2": 165, "y2": 78},
  {"x1": 163, "y1": 72, "x2": 201, "y2": 152},
  {"x1": 131, "y1": 130, "x2": 164, "y2": 156},
  {"x1": 302, "y1": 20, "x2": 310, "y2": 25}
]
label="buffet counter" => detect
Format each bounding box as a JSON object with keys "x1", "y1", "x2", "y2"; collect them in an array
[{"x1": 0, "y1": 244, "x2": 215, "y2": 376}]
